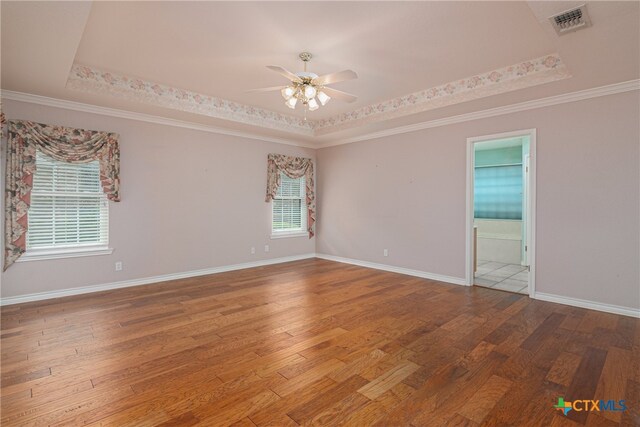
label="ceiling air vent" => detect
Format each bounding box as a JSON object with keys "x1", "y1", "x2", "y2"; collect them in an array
[{"x1": 549, "y1": 4, "x2": 591, "y2": 35}]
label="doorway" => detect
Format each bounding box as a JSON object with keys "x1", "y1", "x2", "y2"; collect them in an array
[{"x1": 466, "y1": 130, "x2": 536, "y2": 296}]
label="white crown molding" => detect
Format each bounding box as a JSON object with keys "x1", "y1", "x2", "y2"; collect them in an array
[
  {"x1": 318, "y1": 79, "x2": 640, "y2": 148},
  {"x1": 4, "y1": 79, "x2": 638, "y2": 150},
  {"x1": 534, "y1": 292, "x2": 639, "y2": 319},
  {"x1": 0, "y1": 253, "x2": 317, "y2": 306},
  {"x1": 315, "y1": 253, "x2": 468, "y2": 286},
  {"x1": 0, "y1": 90, "x2": 316, "y2": 148}
]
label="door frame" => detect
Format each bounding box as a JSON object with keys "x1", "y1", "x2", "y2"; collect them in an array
[{"x1": 465, "y1": 129, "x2": 537, "y2": 297}]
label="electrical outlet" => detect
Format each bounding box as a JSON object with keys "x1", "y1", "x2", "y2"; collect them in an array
[
  {"x1": 264, "y1": 245, "x2": 270, "y2": 253},
  {"x1": 115, "y1": 261, "x2": 123, "y2": 271},
  {"x1": 383, "y1": 249, "x2": 388, "y2": 257},
  {"x1": 251, "y1": 247, "x2": 256, "y2": 254}
]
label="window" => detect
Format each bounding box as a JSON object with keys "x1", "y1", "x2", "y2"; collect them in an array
[
  {"x1": 24, "y1": 150, "x2": 110, "y2": 258},
  {"x1": 271, "y1": 172, "x2": 307, "y2": 237},
  {"x1": 474, "y1": 165, "x2": 523, "y2": 220}
]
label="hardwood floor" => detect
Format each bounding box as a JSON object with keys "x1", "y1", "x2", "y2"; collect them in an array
[{"x1": 1, "y1": 258, "x2": 638, "y2": 426}]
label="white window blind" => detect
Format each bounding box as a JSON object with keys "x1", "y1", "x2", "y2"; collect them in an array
[
  {"x1": 26, "y1": 150, "x2": 109, "y2": 251},
  {"x1": 272, "y1": 172, "x2": 307, "y2": 234}
]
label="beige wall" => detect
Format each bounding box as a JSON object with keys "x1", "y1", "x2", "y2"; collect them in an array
[
  {"x1": 316, "y1": 91, "x2": 640, "y2": 310},
  {"x1": 2, "y1": 91, "x2": 639, "y2": 312},
  {"x1": 0, "y1": 100, "x2": 315, "y2": 298}
]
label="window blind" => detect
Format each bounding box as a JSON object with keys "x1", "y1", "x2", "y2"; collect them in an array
[
  {"x1": 27, "y1": 151, "x2": 109, "y2": 250},
  {"x1": 474, "y1": 165, "x2": 523, "y2": 220},
  {"x1": 272, "y1": 172, "x2": 306, "y2": 233}
]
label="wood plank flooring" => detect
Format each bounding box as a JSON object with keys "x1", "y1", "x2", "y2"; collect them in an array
[{"x1": 1, "y1": 258, "x2": 638, "y2": 426}]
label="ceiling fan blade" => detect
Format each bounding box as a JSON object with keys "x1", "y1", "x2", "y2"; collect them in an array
[
  {"x1": 245, "y1": 86, "x2": 287, "y2": 93},
  {"x1": 266, "y1": 65, "x2": 302, "y2": 83},
  {"x1": 320, "y1": 86, "x2": 358, "y2": 103},
  {"x1": 313, "y1": 69, "x2": 358, "y2": 86}
]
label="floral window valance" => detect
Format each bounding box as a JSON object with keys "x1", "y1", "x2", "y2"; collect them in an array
[
  {"x1": 265, "y1": 153, "x2": 315, "y2": 238},
  {"x1": 4, "y1": 119, "x2": 120, "y2": 270}
]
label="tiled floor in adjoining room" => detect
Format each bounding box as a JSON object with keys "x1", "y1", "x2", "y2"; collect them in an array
[{"x1": 474, "y1": 260, "x2": 529, "y2": 294}]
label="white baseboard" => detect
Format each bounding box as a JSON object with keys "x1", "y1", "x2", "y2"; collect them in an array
[
  {"x1": 316, "y1": 254, "x2": 640, "y2": 318},
  {"x1": 4, "y1": 253, "x2": 637, "y2": 319},
  {"x1": 0, "y1": 253, "x2": 317, "y2": 306},
  {"x1": 315, "y1": 253, "x2": 468, "y2": 286},
  {"x1": 534, "y1": 292, "x2": 640, "y2": 318}
]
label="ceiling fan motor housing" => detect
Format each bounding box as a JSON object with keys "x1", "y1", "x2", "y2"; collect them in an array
[{"x1": 296, "y1": 71, "x2": 319, "y2": 80}]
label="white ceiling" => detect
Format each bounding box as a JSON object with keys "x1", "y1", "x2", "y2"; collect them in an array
[
  {"x1": 74, "y1": 1, "x2": 557, "y2": 118},
  {"x1": 1, "y1": 1, "x2": 638, "y2": 146}
]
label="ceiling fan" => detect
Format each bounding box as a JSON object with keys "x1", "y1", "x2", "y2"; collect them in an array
[{"x1": 249, "y1": 52, "x2": 358, "y2": 111}]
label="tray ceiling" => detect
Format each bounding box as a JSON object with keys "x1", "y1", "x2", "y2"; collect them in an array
[{"x1": 1, "y1": 1, "x2": 638, "y2": 145}]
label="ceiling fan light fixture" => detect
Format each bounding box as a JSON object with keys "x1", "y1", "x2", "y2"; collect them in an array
[
  {"x1": 303, "y1": 84, "x2": 317, "y2": 99},
  {"x1": 281, "y1": 86, "x2": 295, "y2": 100},
  {"x1": 285, "y1": 96, "x2": 298, "y2": 109},
  {"x1": 308, "y1": 98, "x2": 319, "y2": 111},
  {"x1": 317, "y1": 91, "x2": 330, "y2": 106}
]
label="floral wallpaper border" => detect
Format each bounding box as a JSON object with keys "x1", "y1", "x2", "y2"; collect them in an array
[
  {"x1": 311, "y1": 54, "x2": 571, "y2": 134},
  {"x1": 67, "y1": 65, "x2": 314, "y2": 135},
  {"x1": 66, "y1": 54, "x2": 569, "y2": 137}
]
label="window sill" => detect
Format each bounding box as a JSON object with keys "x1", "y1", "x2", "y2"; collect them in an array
[
  {"x1": 17, "y1": 246, "x2": 114, "y2": 262},
  {"x1": 270, "y1": 231, "x2": 308, "y2": 239}
]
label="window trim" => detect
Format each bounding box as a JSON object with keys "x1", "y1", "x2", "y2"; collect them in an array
[
  {"x1": 23, "y1": 150, "x2": 111, "y2": 259},
  {"x1": 271, "y1": 173, "x2": 307, "y2": 238},
  {"x1": 18, "y1": 245, "x2": 113, "y2": 262},
  {"x1": 270, "y1": 231, "x2": 308, "y2": 239}
]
